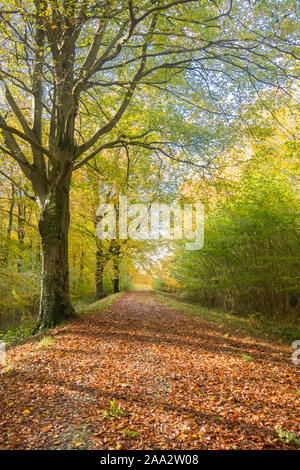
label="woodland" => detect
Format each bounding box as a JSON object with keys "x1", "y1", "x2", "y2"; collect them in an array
[{"x1": 0, "y1": 0, "x2": 299, "y2": 451}]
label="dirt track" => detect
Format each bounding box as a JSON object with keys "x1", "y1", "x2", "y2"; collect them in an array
[{"x1": 0, "y1": 291, "x2": 299, "y2": 449}]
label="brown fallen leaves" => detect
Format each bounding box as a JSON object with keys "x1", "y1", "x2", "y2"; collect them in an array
[{"x1": 0, "y1": 291, "x2": 299, "y2": 450}]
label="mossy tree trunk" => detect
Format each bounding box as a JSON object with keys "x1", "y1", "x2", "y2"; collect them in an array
[{"x1": 36, "y1": 182, "x2": 75, "y2": 329}]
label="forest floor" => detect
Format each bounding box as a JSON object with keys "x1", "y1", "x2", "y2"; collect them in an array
[{"x1": 0, "y1": 291, "x2": 299, "y2": 450}]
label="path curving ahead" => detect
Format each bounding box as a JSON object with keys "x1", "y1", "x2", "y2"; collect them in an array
[{"x1": 0, "y1": 291, "x2": 299, "y2": 449}]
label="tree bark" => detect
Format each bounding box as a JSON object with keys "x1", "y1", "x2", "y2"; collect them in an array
[
  {"x1": 113, "y1": 260, "x2": 120, "y2": 293},
  {"x1": 79, "y1": 248, "x2": 84, "y2": 286},
  {"x1": 110, "y1": 239, "x2": 121, "y2": 294},
  {"x1": 17, "y1": 201, "x2": 25, "y2": 272},
  {"x1": 95, "y1": 247, "x2": 105, "y2": 298},
  {"x1": 2, "y1": 182, "x2": 15, "y2": 266},
  {"x1": 113, "y1": 277, "x2": 119, "y2": 294},
  {"x1": 36, "y1": 183, "x2": 75, "y2": 329}
]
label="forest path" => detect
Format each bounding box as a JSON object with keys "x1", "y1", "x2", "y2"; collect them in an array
[{"x1": 0, "y1": 291, "x2": 298, "y2": 449}]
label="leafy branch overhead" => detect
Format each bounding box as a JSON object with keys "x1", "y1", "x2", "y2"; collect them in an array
[{"x1": 0, "y1": 0, "x2": 298, "y2": 194}]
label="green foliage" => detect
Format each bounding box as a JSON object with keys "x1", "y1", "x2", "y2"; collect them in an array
[
  {"x1": 153, "y1": 277, "x2": 168, "y2": 291},
  {"x1": 0, "y1": 267, "x2": 40, "y2": 310},
  {"x1": 123, "y1": 430, "x2": 139, "y2": 439},
  {"x1": 0, "y1": 319, "x2": 37, "y2": 346},
  {"x1": 0, "y1": 266, "x2": 40, "y2": 335},
  {"x1": 38, "y1": 336, "x2": 55, "y2": 349},
  {"x1": 275, "y1": 428, "x2": 300, "y2": 446},
  {"x1": 103, "y1": 399, "x2": 128, "y2": 419},
  {"x1": 120, "y1": 273, "x2": 134, "y2": 291},
  {"x1": 241, "y1": 353, "x2": 254, "y2": 363},
  {"x1": 174, "y1": 172, "x2": 299, "y2": 317}
]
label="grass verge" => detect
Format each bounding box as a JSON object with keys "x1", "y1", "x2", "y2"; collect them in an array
[
  {"x1": 0, "y1": 292, "x2": 123, "y2": 347},
  {"x1": 156, "y1": 291, "x2": 300, "y2": 344},
  {"x1": 77, "y1": 292, "x2": 123, "y2": 316}
]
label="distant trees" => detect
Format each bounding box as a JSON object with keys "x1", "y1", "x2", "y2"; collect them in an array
[{"x1": 71, "y1": 143, "x2": 169, "y2": 297}]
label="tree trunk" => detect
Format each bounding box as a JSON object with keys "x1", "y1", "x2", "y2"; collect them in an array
[
  {"x1": 2, "y1": 182, "x2": 15, "y2": 266},
  {"x1": 79, "y1": 248, "x2": 84, "y2": 286},
  {"x1": 36, "y1": 184, "x2": 75, "y2": 329},
  {"x1": 95, "y1": 247, "x2": 105, "y2": 298},
  {"x1": 113, "y1": 277, "x2": 119, "y2": 294},
  {"x1": 113, "y1": 259, "x2": 120, "y2": 293},
  {"x1": 17, "y1": 202, "x2": 25, "y2": 272},
  {"x1": 109, "y1": 240, "x2": 121, "y2": 294}
]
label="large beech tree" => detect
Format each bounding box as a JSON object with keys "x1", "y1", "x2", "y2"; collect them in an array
[{"x1": 0, "y1": 0, "x2": 297, "y2": 328}]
